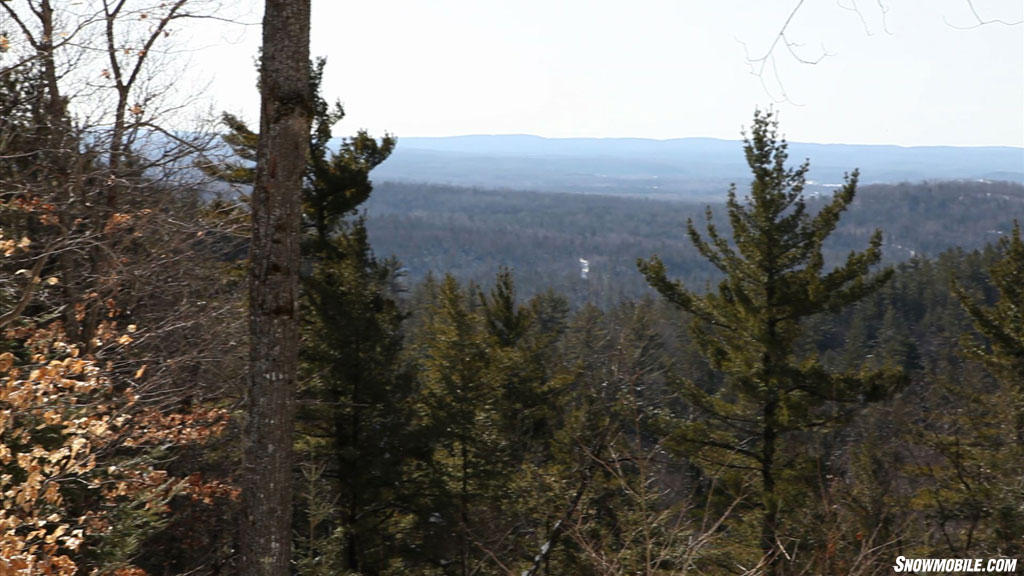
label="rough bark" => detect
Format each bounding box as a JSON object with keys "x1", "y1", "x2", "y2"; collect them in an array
[{"x1": 238, "y1": 1, "x2": 312, "y2": 573}]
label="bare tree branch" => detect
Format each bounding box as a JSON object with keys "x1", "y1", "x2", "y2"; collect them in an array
[
  {"x1": 743, "y1": 0, "x2": 1019, "y2": 103},
  {"x1": 740, "y1": 0, "x2": 828, "y2": 104},
  {"x1": 0, "y1": 244, "x2": 52, "y2": 329},
  {"x1": 944, "y1": 0, "x2": 1022, "y2": 29}
]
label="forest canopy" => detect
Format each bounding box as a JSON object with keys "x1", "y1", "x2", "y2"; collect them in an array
[{"x1": 0, "y1": 1, "x2": 1022, "y2": 574}]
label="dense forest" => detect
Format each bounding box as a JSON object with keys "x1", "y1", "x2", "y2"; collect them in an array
[
  {"x1": 1, "y1": 2, "x2": 1022, "y2": 575},
  {"x1": 366, "y1": 178, "x2": 1023, "y2": 305}
]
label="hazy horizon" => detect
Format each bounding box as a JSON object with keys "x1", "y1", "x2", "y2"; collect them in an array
[
  {"x1": 367, "y1": 133, "x2": 1024, "y2": 197},
  {"x1": 393, "y1": 133, "x2": 1024, "y2": 150},
  {"x1": 196, "y1": 0, "x2": 1024, "y2": 148}
]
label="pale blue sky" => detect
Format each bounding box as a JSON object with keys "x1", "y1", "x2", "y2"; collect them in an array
[{"x1": 197, "y1": 0, "x2": 1023, "y2": 147}]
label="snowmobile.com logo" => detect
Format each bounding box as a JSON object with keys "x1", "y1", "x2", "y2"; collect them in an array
[{"x1": 892, "y1": 556, "x2": 1019, "y2": 573}]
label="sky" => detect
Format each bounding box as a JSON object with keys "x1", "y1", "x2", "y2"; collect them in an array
[{"x1": 192, "y1": 0, "x2": 1024, "y2": 147}]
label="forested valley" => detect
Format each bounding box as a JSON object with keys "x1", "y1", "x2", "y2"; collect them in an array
[
  {"x1": 365, "y1": 178, "x2": 1024, "y2": 306},
  {"x1": 1, "y1": 2, "x2": 1022, "y2": 575}
]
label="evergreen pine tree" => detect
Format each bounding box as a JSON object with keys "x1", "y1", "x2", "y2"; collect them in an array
[
  {"x1": 406, "y1": 274, "x2": 506, "y2": 575},
  {"x1": 297, "y1": 223, "x2": 410, "y2": 574},
  {"x1": 942, "y1": 221, "x2": 1024, "y2": 556},
  {"x1": 638, "y1": 110, "x2": 899, "y2": 575},
  {"x1": 291, "y1": 62, "x2": 400, "y2": 574},
  {"x1": 955, "y1": 221, "x2": 1024, "y2": 387}
]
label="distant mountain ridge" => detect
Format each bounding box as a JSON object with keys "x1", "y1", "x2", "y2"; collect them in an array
[{"x1": 364, "y1": 134, "x2": 1024, "y2": 199}]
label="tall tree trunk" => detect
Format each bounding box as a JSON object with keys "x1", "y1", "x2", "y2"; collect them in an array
[
  {"x1": 238, "y1": 1, "x2": 312, "y2": 574},
  {"x1": 31, "y1": 0, "x2": 84, "y2": 345},
  {"x1": 762, "y1": 394, "x2": 779, "y2": 576}
]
